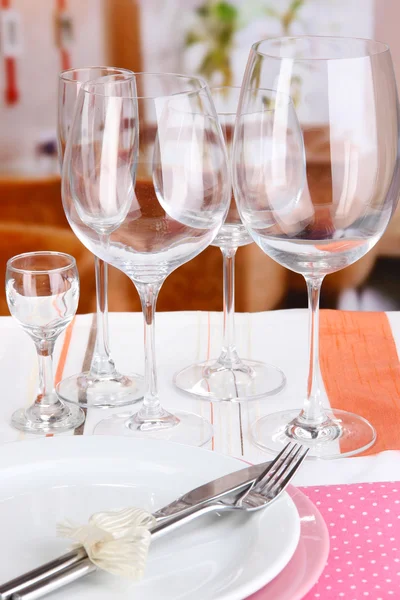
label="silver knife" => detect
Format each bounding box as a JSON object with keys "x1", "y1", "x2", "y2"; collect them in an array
[
  {"x1": 153, "y1": 460, "x2": 269, "y2": 519},
  {"x1": 0, "y1": 460, "x2": 270, "y2": 600}
]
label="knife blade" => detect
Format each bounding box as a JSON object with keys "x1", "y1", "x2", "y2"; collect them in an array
[
  {"x1": 153, "y1": 460, "x2": 270, "y2": 518},
  {"x1": 0, "y1": 459, "x2": 270, "y2": 599}
]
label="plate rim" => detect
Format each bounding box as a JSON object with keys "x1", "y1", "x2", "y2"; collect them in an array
[{"x1": 247, "y1": 484, "x2": 329, "y2": 600}]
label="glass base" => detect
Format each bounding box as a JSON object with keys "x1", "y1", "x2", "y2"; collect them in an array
[
  {"x1": 251, "y1": 408, "x2": 376, "y2": 459},
  {"x1": 56, "y1": 371, "x2": 143, "y2": 409},
  {"x1": 94, "y1": 409, "x2": 213, "y2": 447},
  {"x1": 173, "y1": 358, "x2": 286, "y2": 402},
  {"x1": 11, "y1": 402, "x2": 85, "y2": 434}
]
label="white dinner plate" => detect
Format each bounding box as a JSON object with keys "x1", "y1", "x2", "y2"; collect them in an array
[{"x1": 0, "y1": 436, "x2": 300, "y2": 600}]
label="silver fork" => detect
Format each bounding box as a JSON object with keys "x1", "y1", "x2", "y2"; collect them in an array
[{"x1": 150, "y1": 441, "x2": 309, "y2": 538}]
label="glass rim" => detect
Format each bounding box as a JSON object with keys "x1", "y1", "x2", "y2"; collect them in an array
[
  {"x1": 59, "y1": 66, "x2": 133, "y2": 84},
  {"x1": 80, "y1": 71, "x2": 208, "y2": 100},
  {"x1": 6, "y1": 251, "x2": 77, "y2": 275},
  {"x1": 237, "y1": 89, "x2": 294, "y2": 116},
  {"x1": 210, "y1": 86, "x2": 241, "y2": 116},
  {"x1": 210, "y1": 86, "x2": 241, "y2": 93},
  {"x1": 252, "y1": 35, "x2": 390, "y2": 61},
  {"x1": 211, "y1": 86, "x2": 292, "y2": 116}
]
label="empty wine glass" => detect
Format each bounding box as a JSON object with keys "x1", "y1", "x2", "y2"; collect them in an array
[
  {"x1": 62, "y1": 73, "x2": 230, "y2": 445},
  {"x1": 57, "y1": 67, "x2": 143, "y2": 408},
  {"x1": 174, "y1": 86, "x2": 285, "y2": 401},
  {"x1": 233, "y1": 37, "x2": 400, "y2": 458},
  {"x1": 6, "y1": 252, "x2": 85, "y2": 433}
]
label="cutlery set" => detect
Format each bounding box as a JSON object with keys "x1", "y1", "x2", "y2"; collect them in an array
[{"x1": 0, "y1": 442, "x2": 308, "y2": 600}]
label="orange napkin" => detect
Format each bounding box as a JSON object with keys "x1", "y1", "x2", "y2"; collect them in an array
[{"x1": 320, "y1": 310, "x2": 400, "y2": 456}]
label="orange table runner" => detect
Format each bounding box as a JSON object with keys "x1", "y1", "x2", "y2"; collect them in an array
[{"x1": 320, "y1": 310, "x2": 400, "y2": 455}]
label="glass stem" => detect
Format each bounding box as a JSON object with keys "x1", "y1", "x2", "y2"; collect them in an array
[
  {"x1": 90, "y1": 256, "x2": 116, "y2": 377},
  {"x1": 34, "y1": 339, "x2": 57, "y2": 407},
  {"x1": 220, "y1": 246, "x2": 239, "y2": 365},
  {"x1": 298, "y1": 276, "x2": 327, "y2": 424},
  {"x1": 136, "y1": 282, "x2": 164, "y2": 419}
]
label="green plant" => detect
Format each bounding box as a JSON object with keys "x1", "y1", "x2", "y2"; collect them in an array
[
  {"x1": 251, "y1": 1, "x2": 309, "y2": 98},
  {"x1": 184, "y1": 1, "x2": 239, "y2": 87},
  {"x1": 265, "y1": 0, "x2": 307, "y2": 34}
]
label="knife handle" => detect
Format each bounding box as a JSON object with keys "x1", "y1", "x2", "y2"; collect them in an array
[
  {"x1": 11, "y1": 558, "x2": 95, "y2": 600},
  {"x1": 1, "y1": 503, "x2": 227, "y2": 600},
  {"x1": 4, "y1": 506, "x2": 221, "y2": 600},
  {"x1": 0, "y1": 548, "x2": 87, "y2": 600}
]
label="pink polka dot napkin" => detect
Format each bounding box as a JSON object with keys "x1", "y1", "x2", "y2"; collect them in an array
[{"x1": 301, "y1": 482, "x2": 400, "y2": 600}]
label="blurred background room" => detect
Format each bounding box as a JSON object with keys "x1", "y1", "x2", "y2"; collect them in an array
[{"x1": 1, "y1": 0, "x2": 400, "y2": 315}]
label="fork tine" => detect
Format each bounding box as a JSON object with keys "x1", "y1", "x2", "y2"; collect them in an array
[
  {"x1": 253, "y1": 442, "x2": 302, "y2": 494},
  {"x1": 251, "y1": 442, "x2": 294, "y2": 486},
  {"x1": 262, "y1": 445, "x2": 309, "y2": 500},
  {"x1": 237, "y1": 442, "x2": 297, "y2": 504}
]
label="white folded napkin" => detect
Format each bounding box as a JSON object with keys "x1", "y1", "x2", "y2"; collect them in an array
[{"x1": 57, "y1": 507, "x2": 156, "y2": 579}]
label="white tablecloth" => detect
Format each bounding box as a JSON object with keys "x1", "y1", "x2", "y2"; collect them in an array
[{"x1": 2, "y1": 310, "x2": 400, "y2": 487}]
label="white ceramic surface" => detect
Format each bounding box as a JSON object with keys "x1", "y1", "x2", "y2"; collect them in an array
[{"x1": 0, "y1": 436, "x2": 300, "y2": 600}]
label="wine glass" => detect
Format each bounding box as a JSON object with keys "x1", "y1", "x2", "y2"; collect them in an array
[
  {"x1": 174, "y1": 86, "x2": 285, "y2": 401},
  {"x1": 57, "y1": 67, "x2": 143, "y2": 408},
  {"x1": 233, "y1": 37, "x2": 400, "y2": 458},
  {"x1": 6, "y1": 252, "x2": 85, "y2": 433},
  {"x1": 62, "y1": 73, "x2": 231, "y2": 445}
]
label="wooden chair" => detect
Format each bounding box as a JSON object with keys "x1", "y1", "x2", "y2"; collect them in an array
[
  {"x1": 0, "y1": 170, "x2": 382, "y2": 316},
  {"x1": 0, "y1": 222, "x2": 96, "y2": 316},
  {"x1": 0, "y1": 175, "x2": 288, "y2": 315}
]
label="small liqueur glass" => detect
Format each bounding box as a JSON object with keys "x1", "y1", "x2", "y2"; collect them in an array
[{"x1": 6, "y1": 251, "x2": 85, "y2": 433}]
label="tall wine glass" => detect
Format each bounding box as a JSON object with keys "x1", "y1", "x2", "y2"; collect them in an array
[
  {"x1": 63, "y1": 73, "x2": 230, "y2": 445},
  {"x1": 174, "y1": 86, "x2": 285, "y2": 401},
  {"x1": 233, "y1": 37, "x2": 400, "y2": 459},
  {"x1": 57, "y1": 67, "x2": 143, "y2": 408}
]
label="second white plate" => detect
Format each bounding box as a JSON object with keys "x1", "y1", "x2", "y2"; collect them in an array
[{"x1": 0, "y1": 436, "x2": 300, "y2": 600}]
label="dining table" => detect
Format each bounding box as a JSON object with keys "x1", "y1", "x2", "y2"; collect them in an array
[{"x1": 2, "y1": 307, "x2": 400, "y2": 599}]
